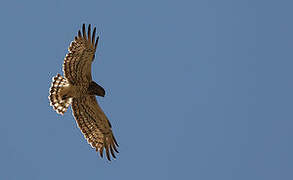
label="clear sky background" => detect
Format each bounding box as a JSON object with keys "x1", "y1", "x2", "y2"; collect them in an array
[{"x1": 0, "y1": 0, "x2": 292, "y2": 179}]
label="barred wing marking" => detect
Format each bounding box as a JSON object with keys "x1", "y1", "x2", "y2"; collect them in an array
[
  {"x1": 71, "y1": 96, "x2": 119, "y2": 161},
  {"x1": 63, "y1": 24, "x2": 99, "y2": 85},
  {"x1": 49, "y1": 74, "x2": 72, "y2": 115}
]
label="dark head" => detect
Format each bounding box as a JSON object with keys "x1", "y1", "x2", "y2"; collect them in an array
[{"x1": 88, "y1": 81, "x2": 105, "y2": 97}]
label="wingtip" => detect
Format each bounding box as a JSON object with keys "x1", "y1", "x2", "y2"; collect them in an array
[
  {"x1": 99, "y1": 148, "x2": 104, "y2": 158},
  {"x1": 110, "y1": 145, "x2": 116, "y2": 159},
  {"x1": 105, "y1": 145, "x2": 111, "y2": 161},
  {"x1": 94, "y1": 36, "x2": 99, "y2": 49},
  {"x1": 112, "y1": 144, "x2": 119, "y2": 153},
  {"x1": 113, "y1": 136, "x2": 119, "y2": 147},
  {"x1": 88, "y1": 24, "x2": 91, "y2": 41},
  {"x1": 82, "y1": 24, "x2": 86, "y2": 38},
  {"x1": 91, "y1": 27, "x2": 96, "y2": 43}
]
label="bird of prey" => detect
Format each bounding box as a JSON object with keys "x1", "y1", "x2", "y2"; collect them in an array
[{"x1": 49, "y1": 24, "x2": 118, "y2": 161}]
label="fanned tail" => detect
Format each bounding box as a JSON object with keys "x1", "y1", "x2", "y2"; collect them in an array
[{"x1": 49, "y1": 74, "x2": 72, "y2": 115}]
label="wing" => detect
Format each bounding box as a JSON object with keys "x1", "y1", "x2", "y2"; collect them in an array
[
  {"x1": 71, "y1": 95, "x2": 119, "y2": 161},
  {"x1": 63, "y1": 24, "x2": 99, "y2": 85}
]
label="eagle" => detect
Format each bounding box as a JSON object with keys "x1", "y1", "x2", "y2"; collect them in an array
[{"x1": 49, "y1": 24, "x2": 118, "y2": 161}]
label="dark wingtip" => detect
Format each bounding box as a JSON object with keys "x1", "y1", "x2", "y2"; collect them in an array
[
  {"x1": 82, "y1": 24, "x2": 86, "y2": 38},
  {"x1": 88, "y1": 24, "x2": 91, "y2": 41},
  {"x1": 113, "y1": 136, "x2": 119, "y2": 147},
  {"x1": 92, "y1": 27, "x2": 96, "y2": 44},
  {"x1": 99, "y1": 148, "x2": 104, "y2": 158},
  {"x1": 106, "y1": 147, "x2": 111, "y2": 161},
  {"x1": 95, "y1": 36, "x2": 99, "y2": 49},
  {"x1": 112, "y1": 143, "x2": 119, "y2": 153},
  {"x1": 110, "y1": 145, "x2": 116, "y2": 159}
]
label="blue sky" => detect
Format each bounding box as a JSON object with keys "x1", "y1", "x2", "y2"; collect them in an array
[{"x1": 0, "y1": 0, "x2": 292, "y2": 179}]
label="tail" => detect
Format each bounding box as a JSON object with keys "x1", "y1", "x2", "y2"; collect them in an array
[{"x1": 49, "y1": 74, "x2": 72, "y2": 115}]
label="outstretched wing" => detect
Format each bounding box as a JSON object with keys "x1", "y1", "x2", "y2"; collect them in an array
[
  {"x1": 71, "y1": 95, "x2": 119, "y2": 161},
  {"x1": 63, "y1": 24, "x2": 99, "y2": 85}
]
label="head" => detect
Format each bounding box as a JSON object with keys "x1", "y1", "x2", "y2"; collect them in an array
[{"x1": 88, "y1": 81, "x2": 105, "y2": 97}]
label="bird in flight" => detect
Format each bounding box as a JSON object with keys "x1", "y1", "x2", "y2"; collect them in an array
[{"x1": 49, "y1": 24, "x2": 118, "y2": 161}]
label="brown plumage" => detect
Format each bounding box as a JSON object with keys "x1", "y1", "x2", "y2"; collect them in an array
[{"x1": 49, "y1": 24, "x2": 118, "y2": 161}]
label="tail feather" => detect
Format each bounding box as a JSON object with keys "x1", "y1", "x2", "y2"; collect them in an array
[{"x1": 49, "y1": 74, "x2": 72, "y2": 115}]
